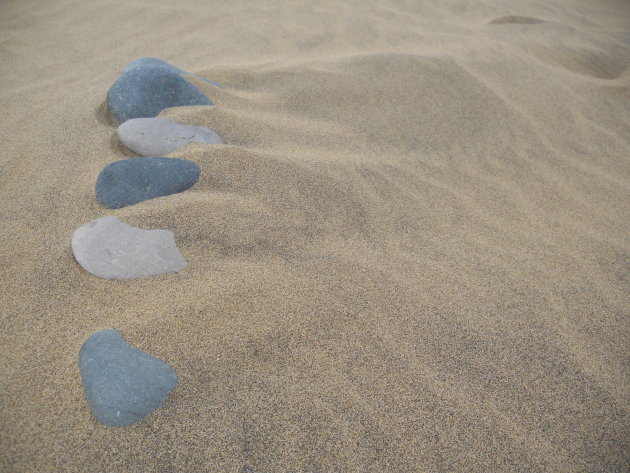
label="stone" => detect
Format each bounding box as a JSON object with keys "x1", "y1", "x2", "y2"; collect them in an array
[
  {"x1": 107, "y1": 64, "x2": 213, "y2": 123},
  {"x1": 72, "y1": 216, "x2": 187, "y2": 279},
  {"x1": 123, "y1": 57, "x2": 223, "y2": 88},
  {"x1": 118, "y1": 117, "x2": 222, "y2": 156},
  {"x1": 79, "y1": 329, "x2": 177, "y2": 427},
  {"x1": 95, "y1": 157, "x2": 200, "y2": 209}
]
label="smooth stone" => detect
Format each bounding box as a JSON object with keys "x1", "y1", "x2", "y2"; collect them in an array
[
  {"x1": 95, "y1": 157, "x2": 200, "y2": 209},
  {"x1": 123, "y1": 57, "x2": 223, "y2": 88},
  {"x1": 107, "y1": 65, "x2": 213, "y2": 123},
  {"x1": 72, "y1": 216, "x2": 187, "y2": 279},
  {"x1": 118, "y1": 117, "x2": 222, "y2": 156},
  {"x1": 79, "y1": 329, "x2": 177, "y2": 427}
]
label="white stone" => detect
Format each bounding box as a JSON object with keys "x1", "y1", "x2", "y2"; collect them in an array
[
  {"x1": 117, "y1": 117, "x2": 222, "y2": 156},
  {"x1": 72, "y1": 216, "x2": 187, "y2": 279}
]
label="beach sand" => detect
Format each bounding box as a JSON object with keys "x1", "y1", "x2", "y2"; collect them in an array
[{"x1": 1, "y1": 0, "x2": 629, "y2": 471}]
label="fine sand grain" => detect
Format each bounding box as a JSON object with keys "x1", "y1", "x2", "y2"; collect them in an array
[{"x1": 1, "y1": 0, "x2": 629, "y2": 472}]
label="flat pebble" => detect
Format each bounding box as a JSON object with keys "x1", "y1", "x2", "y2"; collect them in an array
[
  {"x1": 79, "y1": 329, "x2": 177, "y2": 427},
  {"x1": 118, "y1": 117, "x2": 222, "y2": 156},
  {"x1": 72, "y1": 216, "x2": 187, "y2": 279},
  {"x1": 107, "y1": 64, "x2": 212, "y2": 123},
  {"x1": 96, "y1": 157, "x2": 200, "y2": 209}
]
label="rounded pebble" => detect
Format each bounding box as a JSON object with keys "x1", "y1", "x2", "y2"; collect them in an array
[
  {"x1": 106, "y1": 64, "x2": 213, "y2": 123},
  {"x1": 118, "y1": 117, "x2": 222, "y2": 156},
  {"x1": 72, "y1": 216, "x2": 187, "y2": 279},
  {"x1": 79, "y1": 329, "x2": 177, "y2": 427}
]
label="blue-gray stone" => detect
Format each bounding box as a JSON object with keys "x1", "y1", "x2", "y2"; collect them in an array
[
  {"x1": 123, "y1": 57, "x2": 186, "y2": 75},
  {"x1": 96, "y1": 157, "x2": 200, "y2": 209},
  {"x1": 79, "y1": 329, "x2": 177, "y2": 427},
  {"x1": 123, "y1": 57, "x2": 223, "y2": 89},
  {"x1": 107, "y1": 65, "x2": 213, "y2": 123}
]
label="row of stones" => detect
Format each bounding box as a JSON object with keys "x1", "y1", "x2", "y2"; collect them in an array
[{"x1": 76, "y1": 58, "x2": 221, "y2": 426}]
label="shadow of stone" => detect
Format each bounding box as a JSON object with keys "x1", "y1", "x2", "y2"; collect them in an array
[
  {"x1": 488, "y1": 15, "x2": 544, "y2": 25},
  {"x1": 110, "y1": 132, "x2": 138, "y2": 158},
  {"x1": 96, "y1": 100, "x2": 119, "y2": 127}
]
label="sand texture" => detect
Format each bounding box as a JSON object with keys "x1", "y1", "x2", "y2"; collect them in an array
[{"x1": 1, "y1": 0, "x2": 629, "y2": 471}]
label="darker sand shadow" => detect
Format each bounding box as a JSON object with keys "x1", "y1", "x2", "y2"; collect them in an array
[
  {"x1": 96, "y1": 100, "x2": 119, "y2": 127},
  {"x1": 110, "y1": 132, "x2": 138, "y2": 157},
  {"x1": 488, "y1": 16, "x2": 544, "y2": 25}
]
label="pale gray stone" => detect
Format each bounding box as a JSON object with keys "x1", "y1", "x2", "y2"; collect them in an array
[
  {"x1": 79, "y1": 329, "x2": 177, "y2": 427},
  {"x1": 118, "y1": 117, "x2": 222, "y2": 156},
  {"x1": 72, "y1": 216, "x2": 186, "y2": 279}
]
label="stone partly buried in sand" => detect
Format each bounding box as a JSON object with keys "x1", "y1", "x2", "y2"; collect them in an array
[
  {"x1": 107, "y1": 64, "x2": 213, "y2": 123},
  {"x1": 123, "y1": 57, "x2": 223, "y2": 89},
  {"x1": 72, "y1": 216, "x2": 187, "y2": 279},
  {"x1": 118, "y1": 117, "x2": 222, "y2": 156},
  {"x1": 79, "y1": 329, "x2": 177, "y2": 427},
  {"x1": 96, "y1": 157, "x2": 201, "y2": 209}
]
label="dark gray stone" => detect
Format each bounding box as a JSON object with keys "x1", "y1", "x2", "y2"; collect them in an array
[
  {"x1": 123, "y1": 57, "x2": 186, "y2": 75},
  {"x1": 106, "y1": 65, "x2": 213, "y2": 124},
  {"x1": 79, "y1": 329, "x2": 177, "y2": 427},
  {"x1": 123, "y1": 57, "x2": 223, "y2": 89},
  {"x1": 95, "y1": 157, "x2": 200, "y2": 209}
]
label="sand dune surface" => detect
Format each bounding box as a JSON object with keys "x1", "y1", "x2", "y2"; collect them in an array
[{"x1": 1, "y1": 0, "x2": 629, "y2": 471}]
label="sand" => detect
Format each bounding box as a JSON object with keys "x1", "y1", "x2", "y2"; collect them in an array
[{"x1": 1, "y1": 0, "x2": 629, "y2": 471}]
